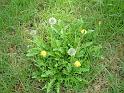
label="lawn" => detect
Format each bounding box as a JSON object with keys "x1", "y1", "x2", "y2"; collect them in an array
[{"x1": 0, "y1": 0, "x2": 124, "y2": 93}]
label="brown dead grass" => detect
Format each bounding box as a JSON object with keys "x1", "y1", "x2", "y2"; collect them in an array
[{"x1": 85, "y1": 36, "x2": 124, "y2": 93}]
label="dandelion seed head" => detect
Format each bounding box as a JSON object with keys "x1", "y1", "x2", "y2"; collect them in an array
[
  {"x1": 30, "y1": 30, "x2": 37, "y2": 36},
  {"x1": 48, "y1": 17, "x2": 57, "y2": 25},
  {"x1": 67, "y1": 48, "x2": 76, "y2": 56}
]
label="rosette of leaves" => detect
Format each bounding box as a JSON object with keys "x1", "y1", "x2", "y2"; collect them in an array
[{"x1": 26, "y1": 19, "x2": 102, "y2": 93}]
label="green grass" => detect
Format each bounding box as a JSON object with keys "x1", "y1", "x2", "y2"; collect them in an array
[{"x1": 0, "y1": 0, "x2": 124, "y2": 93}]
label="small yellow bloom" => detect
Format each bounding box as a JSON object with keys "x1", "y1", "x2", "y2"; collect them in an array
[
  {"x1": 40, "y1": 50, "x2": 47, "y2": 57},
  {"x1": 74, "y1": 61, "x2": 81, "y2": 67},
  {"x1": 81, "y1": 29, "x2": 87, "y2": 34}
]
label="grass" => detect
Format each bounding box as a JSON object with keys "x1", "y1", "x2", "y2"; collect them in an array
[{"x1": 0, "y1": 0, "x2": 124, "y2": 93}]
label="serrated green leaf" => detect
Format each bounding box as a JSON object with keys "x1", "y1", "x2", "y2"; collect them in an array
[
  {"x1": 47, "y1": 78, "x2": 56, "y2": 93},
  {"x1": 55, "y1": 40, "x2": 61, "y2": 47},
  {"x1": 56, "y1": 82, "x2": 60, "y2": 93},
  {"x1": 26, "y1": 48, "x2": 40, "y2": 56},
  {"x1": 82, "y1": 42, "x2": 93, "y2": 48},
  {"x1": 81, "y1": 68, "x2": 90, "y2": 72},
  {"x1": 53, "y1": 48, "x2": 64, "y2": 54},
  {"x1": 41, "y1": 70, "x2": 54, "y2": 77},
  {"x1": 33, "y1": 37, "x2": 46, "y2": 48},
  {"x1": 32, "y1": 72, "x2": 38, "y2": 79}
]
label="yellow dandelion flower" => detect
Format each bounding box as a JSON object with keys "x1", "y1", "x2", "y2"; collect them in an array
[
  {"x1": 74, "y1": 61, "x2": 81, "y2": 67},
  {"x1": 81, "y1": 29, "x2": 87, "y2": 34},
  {"x1": 40, "y1": 50, "x2": 47, "y2": 57}
]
